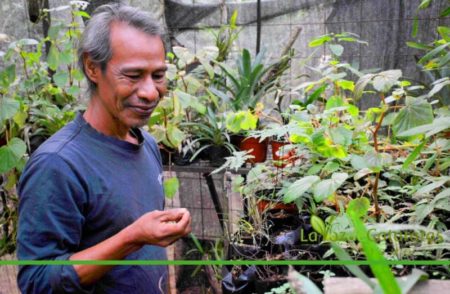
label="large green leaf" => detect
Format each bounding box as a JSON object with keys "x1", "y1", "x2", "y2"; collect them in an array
[
  {"x1": 0, "y1": 64, "x2": 16, "y2": 88},
  {"x1": 329, "y1": 126, "x2": 353, "y2": 146},
  {"x1": 372, "y1": 70, "x2": 402, "y2": 93},
  {"x1": 393, "y1": 97, "x2": 433, "y2": 136},
  {"x1": 313, "y1": 172, "x2": 348, "y2": 202},
  {"x1": 282, "y1": 176, "x2": 320, "y2": 203},
  {"x1": 329, "y1": 43, "x2": 344, "y2": 56},
  {"x1": 0, "y1": 138, "x2": 26, "y2": 173},
  {"x1": 0, "y1": 98, "x2": 20, "y2": 122},
  {"x1": 397, "y1": 117, "x2": 450, "y2": 138},
  {"x1": 347, "y1": 198, "x2": 401, "y2": 294}
]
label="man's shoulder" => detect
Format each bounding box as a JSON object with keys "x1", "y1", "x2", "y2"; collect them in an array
[{"x1": 32, "y1": 119, "x2": 82, "y2": 158}]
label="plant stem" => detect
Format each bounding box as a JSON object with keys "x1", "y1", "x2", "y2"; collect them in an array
[
  {"x1": 372, "y1": 172, "x2": 381, "y2": 220},
  {"x1": 371, "y1": 93, "x2": 387, "y2": 217}
]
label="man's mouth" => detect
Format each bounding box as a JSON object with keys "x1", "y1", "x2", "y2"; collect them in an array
[{"x1": 127, "y1": 104, "x2": 156, "y2": 116}]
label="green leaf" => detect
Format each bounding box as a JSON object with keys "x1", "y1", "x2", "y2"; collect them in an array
[
  {"x1": 282, "y1": 176, "x2": 320, "y2": 203},
  {"x1": 437, "y1": 26, "x2": 450, "y2": 42},
  {"x1": 307, "y1": 164, "x2": 324, "y2": 175},
  {"x1": 0, "y1": 98, "x2": 20, "y2": 122},
  {"x1": 53, "y1": 71, "x2": 69, "y2": 88},
  {"x1": 60, "y1": 49, "x2": 74, "y2": 65},
  {"x1": 311, "y1": 215, "x2": 327, "y2": 237},
  {"x1": 351, "y1": 155, "x2": 368, "y2": 170},
  {"x1": 0, "y1": 138, "x2": 26, "y2": 173},
  {"x1": 440, "y1": 6, "x2": 450, "y2": 17},
  {"x1": 347, "y1": 199, "x2": 401, "y2": 294},
  {"x1": 354, "y1": 73, "x2": 375, "y2": 100},
  {"x1": 372, "y1": 70, "x2": 402, "y2": 93},
  {"x1": 336, "y1": 79, "x2": 355, "y2": 91},
  {"x1": 0, "y1": 64, "x2": 16, "y2": 88},
  {"x1": 406, "y1": 41, "x2": 431, "y2": 50},
  {"x1": 347, "y1": 197, "x2": 370, "y2": 218},
  {"x1": 329, "y1": 43, "x2": 344, "y2": 56},
  {"x1": 412, "y1": 17, "x2": 418, "y2": 37},
  {"x1": 163, "y1": 177, "x2": 179, "y2": 199},
  {"x1": 326, "y1": 96, "x2": 345, "y2": 110},
  {"x1": 330, "y1": 127, "x2": 353, "y2": 146},
  {"x1": 47, "y1": 44, "x2": 60, "y2": 71},
  {"x1": 308, "y1": 35, "x2": 332, "y2": 47},
  {"x1": 397, "y1": 117, "x2": 450, "y2": 138},
  {"x1": 9, "y1": 137, "x2": 26, "y2": 158},
  {"x1": 418, "y1": 42, "x2": 450, "y2": 65},
  {"x1": 393, "y1": 98, "x2": 433, "y2": 136},
  {"x1": 313, "y1": 172, "x2": 348, "y2": 202},
  {"x1": 402, "y1": 140, "x2": 426, "y2": 170},
  {"x1": 322, "y1": 161, "x2": 340, "y2": 174},
  {"x1": 428, "y1": 78, "x2": 450, "y2": 97},
  {"x1": 225, "y1": 111, "x2": 257, "y2": 133},
  {"x1": 67, "y1": 85, "x2": 80, "y2": 97},
  {"x1": 413, "y1": 178, "x2": 449, "y2": 198},
  {"x1": 189, "y1": 233, "x2": 204, "y2": 254},
  {"x1": 418, "y1": 0, "x2": 431, "y2": 9}
]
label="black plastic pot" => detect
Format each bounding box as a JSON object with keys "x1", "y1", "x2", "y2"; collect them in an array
[{"x1": 207, "y1": 145, "x2": 230, "y2": 167}]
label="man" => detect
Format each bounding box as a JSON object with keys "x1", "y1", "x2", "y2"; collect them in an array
[{"x1": 17, "y1": 4, "x2": 191, "y2": 293}]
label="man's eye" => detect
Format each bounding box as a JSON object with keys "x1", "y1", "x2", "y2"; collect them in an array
[
  {"x1": 125, "y1": 74, "x2": 140, "y2": 79},
  {"x1": 153, "y1": 73, "x2": 166, "y2": 81}
]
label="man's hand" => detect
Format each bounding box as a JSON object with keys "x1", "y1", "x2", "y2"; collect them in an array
[{"x1": 130, "y1": 208, "x2": 192, "y2": 247}]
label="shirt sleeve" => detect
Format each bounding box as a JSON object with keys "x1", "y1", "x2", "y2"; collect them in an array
[{"x1": 17, "y1": 153, "x2": 94, "y2": 293}]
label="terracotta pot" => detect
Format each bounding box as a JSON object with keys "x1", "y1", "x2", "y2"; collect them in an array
[
  {"x1": 256, "y1": 199, "x2": 298, "y2": 214},
  {"x1": 270, "y1": 140, "x2": 296, "y2": 168},
  {"x1": 238, "y1": 136, "x2": 268, "y2": 163}
]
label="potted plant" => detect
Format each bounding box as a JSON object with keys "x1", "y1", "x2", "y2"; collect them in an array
[{"x1": 182, "y1": 108, "x2": 236, "y2": 167}]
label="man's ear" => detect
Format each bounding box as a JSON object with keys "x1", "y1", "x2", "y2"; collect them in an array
[{"x1": 83, "y1": 53, "x2": 100, "y2": 83}]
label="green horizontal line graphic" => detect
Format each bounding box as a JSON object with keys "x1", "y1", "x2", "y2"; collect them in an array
[{"x1": 1, "y1": 260, "x2": 449, "y2": 266}]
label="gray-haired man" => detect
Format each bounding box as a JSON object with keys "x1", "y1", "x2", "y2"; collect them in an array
[{"x1": 17, "y1": 4, "x2": 191, "y2": 293}]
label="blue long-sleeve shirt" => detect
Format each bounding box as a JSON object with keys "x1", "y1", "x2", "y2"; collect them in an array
[{"x1": 17, "y1": 113, "x2": 167, "y2": 293}]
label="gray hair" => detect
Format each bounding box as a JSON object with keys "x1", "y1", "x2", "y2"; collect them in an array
[{"x1": 78, "y1": 4, "x2": 164, "y2": 95}]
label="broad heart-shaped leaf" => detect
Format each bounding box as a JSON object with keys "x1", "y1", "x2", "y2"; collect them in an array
[
  {"x1": 0, "y1": 64, "x2": 16, "y2": 88},
  {"x1": 352, "y1": 150, "x2": 393, "y2": 172},
  {"x1": 347, "y1": 197, "x2": 370, "y2": 218},
  {"x1": 313, "y1": 172, "x2": 348, "y2": 202},
  {"x1": 329, "y1": 43, "x2": 344, "y2": 56},
  {"x1": 163, "y1": 177, "x2": 179, "y2": 199},
  {"x1": 53, "y1": 71, "x2": 69, "y2": 88},
  {"x1": 393, "y1": 97, "x2": 433, "y2": 136},
  {"x1": 9, "y1": 137, "x2": 26, "y2": 158},
  {"x1": 329, "y1": 126, "x2": 353, "y2": 146},
  {"x1": 325, "y1": 95, "x2": 345, "y2": 110},
  {"x1": 0, "y1": 138, "x2": 26, "y2": 173},
  {"x1": 0, "y1": 98, "x2": 20, "y2": 122},
  {"x1": 225, "y1": 111, "x2": 257, "y2": 133},
  {"x1": 397, "y1": 117, "x2": 450, "y2": 138},
  {"x1": 372, "y1": 69, "x2": 402, "y2": 93},
  {"x1": 282, "y1": 176, "x2": 320, "y2": 203},
  {"x1": 175, "y1": 90, "x2": 206, "y2": 114}
]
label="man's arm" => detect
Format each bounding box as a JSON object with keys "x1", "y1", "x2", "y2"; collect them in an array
[{"x1": 70, "y1": 208, "x2": 191, "y2": 285}]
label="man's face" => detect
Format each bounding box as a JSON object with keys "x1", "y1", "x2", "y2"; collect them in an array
[{"x1": 92, "y1": 22, "x2": 167, "y2": 130}]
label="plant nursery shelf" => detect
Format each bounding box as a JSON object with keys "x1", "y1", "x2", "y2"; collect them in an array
[{"x1": 163, "y1": 164, "x2": 250, "y2": 232}]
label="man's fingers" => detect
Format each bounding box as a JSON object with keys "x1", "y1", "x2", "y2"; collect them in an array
[{"x1": 160, "y1": 208, "x2": 189, "y2": 222}]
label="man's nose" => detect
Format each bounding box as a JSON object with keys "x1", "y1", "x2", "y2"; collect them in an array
[{"x1": 137, "y1": 76, "x2": 159, "y2": 101}]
